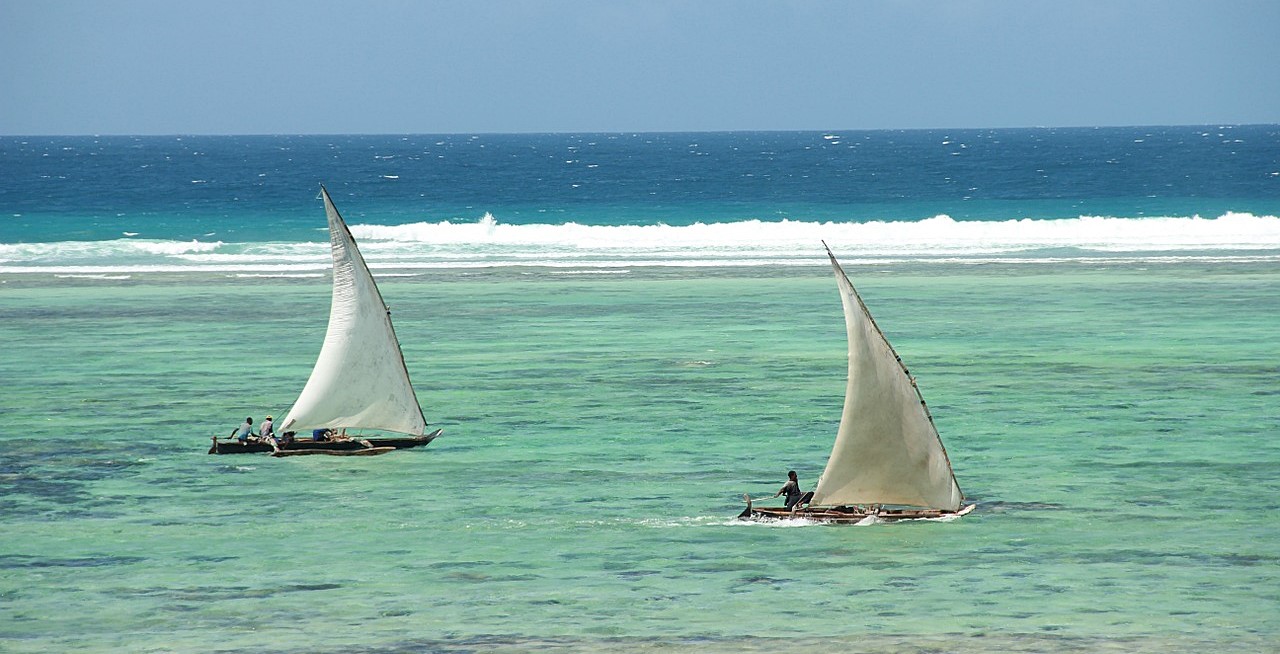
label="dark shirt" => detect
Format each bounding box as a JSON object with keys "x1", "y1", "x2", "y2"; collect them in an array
[{"x1": 779, "y1": 479, "x2": 801, "y2": 501}]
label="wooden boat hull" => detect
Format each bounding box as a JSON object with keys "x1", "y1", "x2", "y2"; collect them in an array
[
  {"x1": 208, "y1": 428, "x2": 442, "y2": 455},
  {"x1": 739, "y1": 501, "x2": 974, "y2": 524}
]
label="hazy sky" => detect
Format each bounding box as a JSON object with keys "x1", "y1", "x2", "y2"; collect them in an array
[{"x1": 3, "y1": 0, "x2": 1278, "y2": 135}]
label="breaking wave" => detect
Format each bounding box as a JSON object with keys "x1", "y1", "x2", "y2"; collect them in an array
[{"x1": 3, "y1": 212, "x2": 1279, "y2": 275}]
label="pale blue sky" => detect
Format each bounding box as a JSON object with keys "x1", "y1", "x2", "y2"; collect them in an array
[{"x1": 3, "y1": 0, "x2": 1278, "y2": 135}]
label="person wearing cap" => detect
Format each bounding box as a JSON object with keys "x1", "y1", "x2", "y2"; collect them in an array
[{"x1": 259, "y1": 415, "x2": 275, "y2": 440}]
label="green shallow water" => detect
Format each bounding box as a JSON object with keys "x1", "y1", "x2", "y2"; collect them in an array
[{"x1": 1, "y1": 262, "x2": 1278, "y2": 653}]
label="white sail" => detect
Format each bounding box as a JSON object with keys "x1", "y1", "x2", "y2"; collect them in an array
[
  {"x1": 809, "y1": 244, "x2": 963, "y2": 511},
  {"x1": 280, "y1": 187, "x2": 428, "y2": 437}
]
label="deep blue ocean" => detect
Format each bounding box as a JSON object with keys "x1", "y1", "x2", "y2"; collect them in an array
[
  {"x1": 3, "y1": 126, "x2": 1278, "y2": 256},
  {"x1": 2, "y1": 127, "x2": 1279, "y2": 653}
]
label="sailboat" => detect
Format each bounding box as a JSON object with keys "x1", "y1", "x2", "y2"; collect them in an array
[
  {"x1": 739, "y1": 243, "x2": 972, "y2": 522},
  {"x1": 209, "y1": 186, "x2": 442, "y2": 456}
]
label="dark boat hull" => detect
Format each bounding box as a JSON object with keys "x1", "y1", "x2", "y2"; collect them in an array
[
  {"x1": 738, "y1": 501, "x2": 974, "y2": 524},
  {"x1": 208, "y1": 428, "x2": 442, "y2": 454}
]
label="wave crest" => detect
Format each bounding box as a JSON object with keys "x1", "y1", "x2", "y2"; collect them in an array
[
  {"x1": 349, "y1": 212, "x2": 1280, "y2": 254},
  {"x1": 3, "y1": 213, "x2": 1279, "y2": 274}
]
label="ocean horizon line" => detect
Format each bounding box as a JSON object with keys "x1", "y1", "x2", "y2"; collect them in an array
[{"x1": 4, "y1": 122, "x2": 1278, "y2": 139}]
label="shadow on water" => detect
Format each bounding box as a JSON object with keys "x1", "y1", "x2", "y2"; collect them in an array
[
  {"x1": 106, "y1": 583, "x2": 345, "y2": 602},
  {"x1": 0, "y1": 450, "x2": 148, "y2": 518},
  {"x1": 0, "y1": 554, "x2": 147, "y2": 569}
]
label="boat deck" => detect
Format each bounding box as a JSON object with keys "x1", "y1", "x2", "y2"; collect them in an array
[
  {"x1": 208, "y1": 429, "x2": 441, "y2": 455},
  {"x1": 739, "y1": 502, "x2": 974, "y2": 524}
]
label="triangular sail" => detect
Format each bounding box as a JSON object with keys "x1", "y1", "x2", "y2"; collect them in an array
[
  {"x1": 280, "y1": 187, "x2": 428, "y2": 437},
  {"x1": 809, "y1": 243, "x2": 963, "y2": 511}
]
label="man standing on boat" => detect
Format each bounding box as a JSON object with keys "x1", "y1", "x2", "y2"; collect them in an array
[{"x1": 775, "y1": 470, "x2": 805, "y2": 510}]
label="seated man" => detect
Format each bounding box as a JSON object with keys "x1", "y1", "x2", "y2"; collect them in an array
[{"x1": 232, "y1": 417, "x2": 255, "y2": 442}]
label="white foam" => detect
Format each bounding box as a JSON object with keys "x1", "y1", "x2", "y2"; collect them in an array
[
  {"x1": 3, "y1": 213, "x2": 1279, "y2": 275},
  {"x1": 232, "y1": 273, "x2": 325, "y2": 279},
  {"x1": 547, "y1": 269, "x2": 632, "y2": 275},
  {"x1": 349, "y1": 212, "x2": 1280, "y2": 255},
  {"x1": 731, "y1": 516, "x2": 827, "y2": 527},
  {"x1": 0, "y1": 238, "x2": 222, "y2": 260}
]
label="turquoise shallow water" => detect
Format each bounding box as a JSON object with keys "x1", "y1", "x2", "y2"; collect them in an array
[{"x1": 1, "y1": 260, "x2": 1277, "y2": 652}]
